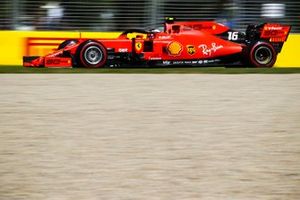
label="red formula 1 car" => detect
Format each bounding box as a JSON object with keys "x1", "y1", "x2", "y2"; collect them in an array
[{"x1": 23, "y1": 18, "x2": 291, "y2": 68}]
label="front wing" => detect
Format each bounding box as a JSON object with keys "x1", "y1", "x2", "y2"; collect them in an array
[{"x1": 23, "y1": 56, "x2": 72, "y2": 68}]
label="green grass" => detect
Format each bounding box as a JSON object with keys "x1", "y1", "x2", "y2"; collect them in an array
[{"x1": 0, "y1": 66, "x2": 300, "y2": 74}]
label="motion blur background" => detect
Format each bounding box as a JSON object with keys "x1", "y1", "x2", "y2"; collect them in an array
[{"x1": 0, "y1": 0, "x2": 299, "y2": 32}]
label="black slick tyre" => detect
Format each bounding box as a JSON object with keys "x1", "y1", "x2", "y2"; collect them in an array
[
  {"x1": 248, "y1": 42, "x2": 277, "y2": 68},
  {"x1": 76, "y1": 40, "x2": 107, "y2": 68}
]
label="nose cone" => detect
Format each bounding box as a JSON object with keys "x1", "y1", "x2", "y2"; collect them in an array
[{"x1": 23, "y1": 56, "x2": 43, "y2": 67}]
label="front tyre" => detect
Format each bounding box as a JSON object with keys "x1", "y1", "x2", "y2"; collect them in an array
[
  {"x1": 76, "y1": 40, "x2": 107, "y2": 68},
  {"x1": 249, "y1": 42, "x2": 277, "y2": 68}
]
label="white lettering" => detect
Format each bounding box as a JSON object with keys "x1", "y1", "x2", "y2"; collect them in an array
[
  {"x1": 198, "y1": 43, "x2": 223, "y2": 56},
  {"x1": 158, "y1": 36, "x2": 171, "y2": 39},
  {"x1": 150, "y1": 57, "x2": 162, "y2": 60},
  {"x1": 228, "y1": 32, "x2": 239, "y2": 40},
  {"x1": 118, "y1": 48, "x2": 128, "y2": 52},
  {"x1": 267, "y1": 27, "x2": 283, "y2": 31}
]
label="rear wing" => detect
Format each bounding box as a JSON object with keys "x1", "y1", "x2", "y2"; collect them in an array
[{"x1": 260, "y1": 23, "x2": 291, "y2": 42}]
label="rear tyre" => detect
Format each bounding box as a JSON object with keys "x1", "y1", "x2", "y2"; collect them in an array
[
  {"x1": 248, "y1": 42, "x2": 277, "y2": 68},
  {"x1": 76, "y1": 40, "x2": 107, "y2": 68}
]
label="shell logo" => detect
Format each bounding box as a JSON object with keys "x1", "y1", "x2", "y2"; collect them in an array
[{"x1": 167, "y1": 41, "x2": 183, "y2": 56}]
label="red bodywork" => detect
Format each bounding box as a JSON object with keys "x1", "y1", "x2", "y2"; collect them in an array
[{"x1": 23, "y1": 20, "x2": 291, "y2": 68}]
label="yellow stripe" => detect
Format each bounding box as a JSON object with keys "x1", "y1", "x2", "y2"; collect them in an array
[{"x1": 275, "y1": 34, "x2": 300, "y2": 68}]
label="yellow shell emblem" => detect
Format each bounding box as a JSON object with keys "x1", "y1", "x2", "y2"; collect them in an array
[{"x1": 167, "y1": 41, "x2": 183, "y2": 56}]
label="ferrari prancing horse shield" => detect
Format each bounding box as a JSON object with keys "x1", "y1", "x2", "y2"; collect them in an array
[
  {"x1": 135, "y1": 42, "x2": 143, "y2": 51},
  {"x1": 187, "y1": 45, "x2": 196, "y2": 55}
]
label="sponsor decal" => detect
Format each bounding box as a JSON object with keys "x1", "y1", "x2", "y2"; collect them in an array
[
  {"x1": 163, "y1": 61, "x2": 171, "y2": 65},
  {"x1": 46, "y1": 58, "x2": 70, "y2": 65},
  {"x1": 186, "y1": 45, "x2": 196, "y2": 55},
  {"x1": 161, "y1": 59, "x2": 220, "y2": 66},
  {"x1": 167, "y1": 41, "x2": 183, "y2": 56},
  {"x1": 173, "y1": 61, "x2": 184, "y2": 64},
  {"x1": 118, "y1": 48, "x2": 128, "y2": 52},
  {"x1": 135, "y1": 42, "x2": 143, "y2": 51},
  {"x1": 45, "y1": 57, "x2": 72, "y2": 68},
  {"x1": 198, "y1": 43, "x2": 223, "y2": 56},
  {"x1": 150, "y1": 57, "x2": 162, "y2": 60},
  {"x1": 158, "y1": 35, "x2": 171, "y2": 39},
  {"x1": 266, "y1": 26, "x2": 283, "y2": 31}
]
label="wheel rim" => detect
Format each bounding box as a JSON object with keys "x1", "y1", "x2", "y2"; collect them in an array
[
  {"x1": 254, "y1": 46, "x2": 273, "y2": 65},
  {"x1": 84, "y1": 46, "x2": 103, "y2": 65}
]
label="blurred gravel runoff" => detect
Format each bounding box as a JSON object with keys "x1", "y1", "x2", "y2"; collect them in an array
[{"x1": 0, "y1": 74, "x2": 300, "y2": 200}]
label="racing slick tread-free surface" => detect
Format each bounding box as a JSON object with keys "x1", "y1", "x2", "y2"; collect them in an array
[{"x1": 76, "y1": 40, "x2": 108, "y2": 68}]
